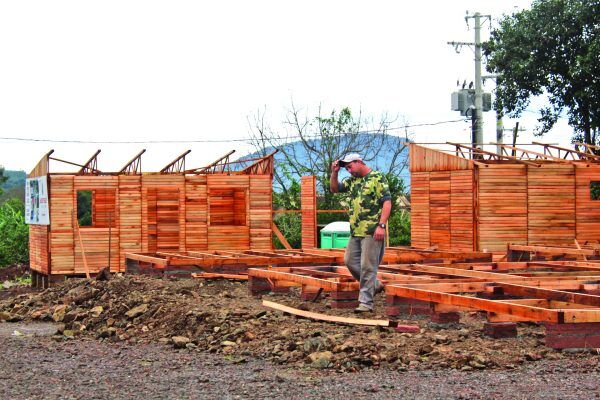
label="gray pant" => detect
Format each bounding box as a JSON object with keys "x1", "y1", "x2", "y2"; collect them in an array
[{"x1": 344, "y1": 235, "x2": 385, "y2": 309}]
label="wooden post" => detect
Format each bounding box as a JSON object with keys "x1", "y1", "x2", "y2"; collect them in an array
[
  {"x1": 72, "y1": 210, "x2": 91, "y2": 279},
  {"x1": 272, "y1": 223, "x2": 292, "y2": 249},
  {"x1": 301, "y1": 176, "x2": 318, "y2": 249}
]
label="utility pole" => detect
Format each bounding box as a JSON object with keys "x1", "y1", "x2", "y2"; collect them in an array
[
  {"x1": 473, "y1": 12, "x2": 484, "y2": 147},
  {"x1": 448, "y1": 11, "x2": 491, "y2": 150}
]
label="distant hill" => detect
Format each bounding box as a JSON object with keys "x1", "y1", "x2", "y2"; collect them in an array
[
  {"x1": 240, "y1": 134, "x2": 410, "y2": 189},
  {"x1": 0, "y1": 169, "x2": 26, "y2": 202}
]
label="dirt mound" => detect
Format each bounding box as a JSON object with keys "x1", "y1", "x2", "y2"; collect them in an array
[{"x1": 1, "y1": 275, "x2": 598, "y2": 372}]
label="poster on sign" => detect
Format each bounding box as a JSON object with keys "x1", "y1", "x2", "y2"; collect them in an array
[{"x1": 25, "y1": 176, "x2": 50, "y2": 225}]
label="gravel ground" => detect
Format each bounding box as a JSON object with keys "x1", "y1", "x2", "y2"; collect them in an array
[{"x1": 1, "y1": 322, "x2": 598, "y2": 400}]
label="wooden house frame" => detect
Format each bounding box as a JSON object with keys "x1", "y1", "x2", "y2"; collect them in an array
[
  {"x1": 28, "y1": 149, "x2": 276, "y2": 284},
  {"x1": 410, "y1": 142, "x2": 600, "y2": 252}
]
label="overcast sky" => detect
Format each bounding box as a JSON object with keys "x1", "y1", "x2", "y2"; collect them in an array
[{"x1": 0, "y1": 1, "x2": 572, "y2": 173}]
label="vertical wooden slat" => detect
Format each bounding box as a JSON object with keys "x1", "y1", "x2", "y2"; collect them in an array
[
  {"x1": 429, "y1": 171, "x2": 451, "y2": 250},
  {"x1": 301, "y1": 176, "x2": 317, "y2": 249},
  {"x1": 410, "y1": 172, "x2": 430, "y2": 248}
]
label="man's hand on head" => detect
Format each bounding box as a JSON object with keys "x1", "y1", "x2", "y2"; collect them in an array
[{"x1": 332, "y1": 160, "x2": 341, "y2": 173}]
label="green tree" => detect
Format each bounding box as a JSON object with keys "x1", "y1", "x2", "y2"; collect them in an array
[
  {"x1": 249, "y1": 103, "x2": 409, "y2": 207},
  {"x1": 484, "y1": 0, "x2": 600, "y2": 143},
  {"x1": 77, "y1": 190, "x2": 93, "y2": 226},
  {"x1": 0, "y1": 198, "x2": 29, "y2": 267},
  {"x1": 249, "y1": 103, "x2": 411, "y2": 247},
  {"x1": 0, "y1": 166, "x2": 8, "y2": 197}
]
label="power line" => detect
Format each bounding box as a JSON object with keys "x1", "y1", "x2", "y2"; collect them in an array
[{"x1": 0, "y1": 118, "x2": 467, "y2": 144}]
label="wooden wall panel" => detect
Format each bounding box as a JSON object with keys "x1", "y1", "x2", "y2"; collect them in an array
[
  {"x1": 75, "y1": 228, "x2": 120, "y2": 274},
  {"x1": 410, "y1": 172, "x2": 430, "y2": 248},
  {"x1": 410, "y1": 144, "x2": 474, "y2": 173},
  {"x1": 156, "y1": 188, "x2": 180, "y2": 252},
  {"x1": 73, "y1": 176, "x2": 120, "y2": 273},
  {"x1": 478, "y1": 166, "x2": 528, "y2": 252},
  {"x1": 28, "y1": 152, "x2": 51, "y2": 178},
  {"x1": 301, "y1": 176, "x2": 317, "y2": 249},
  {"x1": 450, "y1": 170, "x2": 474, "y2": 251},
  {"x1": 527, "y1": 165, "x2": 575, "y2": 246},
  {"x1": 37, "y1": 169, "x2": 274, "y2": 275},
  {"x1": 29, "y1": 225, "x2": 49, "y2": 274},
  {"x1": 207, "y1": 175, "x2": 250, "y2": 250},
  {"x1": 141, "y1": 175, "x2": 185, "y2": 253},
  {"x1": 49, "y1": 176, "x2": 74, "y2": 274},
  {"x1": 185, "y1": 176, "x2": 208, "y2": 251},
  {"x1": 575, "y1": 166, "x2": 600, "y2": 243},
  {"x1": 429, "y1": 171, "x2": 451, "y2": 250},
  {"x1": 249, "y1": 175, "x2": 272, "y2": 249},
  {"x1": 118, "y1": 176, "x2": 141, "y2": 272},
  {"x1": 207, "y1": 226, "x2": 250, "y2": 249}
]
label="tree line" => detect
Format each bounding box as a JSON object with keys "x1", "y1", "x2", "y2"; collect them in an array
[{"x1": 0, "y1": 167, "x2": 28, "y2": 268}]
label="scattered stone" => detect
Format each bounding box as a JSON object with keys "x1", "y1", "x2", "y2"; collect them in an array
[
  {"x1": 469, "y1": 360, "x2": 486, "y2": 369},
  {"x1": 303, "y1": 337, "x2": 329, "y2": 353},
  {"x1": 3, "y1": 313, "x2": 22, "y2": 322},
  {"x1": 172, "y1": 336, "x2": 191, "y2": 348},
  {"x1": 434, "y1": 334, "x2": 449, "y2": 344},
  {"x1": 125, "y1": 304, "x2": 148, "y2": 319},
  {"x1": 90, "y1": 306, "x2": 104, "y2": 318},
  {"x1": 308, "y1": 351, "x2": 332, "y2": 369},
  {"x1": 52, "y1": 305, "x2": 68, "y2": 322},
  {"x1": 474, "y1": 355, "x2": 487, "y2": 365},
  {"x1": 63, "y1": 330, "x2": 75, "y2": 338}
]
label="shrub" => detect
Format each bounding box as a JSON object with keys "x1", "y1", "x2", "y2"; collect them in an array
[{"x1": 0, "y1": 198, "x2": 29, "y2": 268}]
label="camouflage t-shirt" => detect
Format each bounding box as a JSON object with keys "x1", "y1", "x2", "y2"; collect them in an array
[{"x1": 339, "y1": 170, "x2": 392, "y2": 237}]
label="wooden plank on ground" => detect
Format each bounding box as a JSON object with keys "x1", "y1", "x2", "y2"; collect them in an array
[{"x1": 262, "y1": 300, "x2": 399, "y2": 327}]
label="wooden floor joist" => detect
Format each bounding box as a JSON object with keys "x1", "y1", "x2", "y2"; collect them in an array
[
  {"x1": 246, "y1": 261, "x2": 600, "y2": 325},
  {"x1": 125, "y1": 247, "x2": 494, "y2": 277}
]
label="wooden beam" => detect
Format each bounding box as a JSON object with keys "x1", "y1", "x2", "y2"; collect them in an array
[
  {"x1": 448, "y1": 142, "x2": 541, "y2": 166},
  {"x1": 508, "y1": 244, "x2": 596, "y2": 256},
  {"x1": 192, "y1": 273, "x2": 248, "y2": 280},
  {"x1": 160, "y1": 150, "x2": 191, "y2": 173},
  {"x1": 78, "y1": 149, "x2": 102, "y2": 175},
  {"x1": 262, "y1": 300, "x2": 398, "y2": 327},
  {"x1": 491, "y1": 143, "x2": 573, "y2": 163},
  {"x1": 272, "y1": 223, "x2": 292, "y2": 249},
  {"x1": 241, "y1": 150, "x2": 278, "y2": 175},
  {"x1": 185, "y1": 150, "x2": 236, "y2": 174},
  {"x1": 119, "y1": 149, "x2": 146, "y2": 174},
  {"x1": 72, "y1": 211, "x2": 91, "y2": 279},
  {"x1": 533, "y1": 141, "x2": 600, "y2": 161},
  {"x1": 388, "y1": 284, "x2": 561, "y2": 322}
]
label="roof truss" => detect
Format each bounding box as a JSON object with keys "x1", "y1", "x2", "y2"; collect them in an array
[
  {"x1": 160, "y1": 150, "x2": 191, "y2": 173},
  {"x1": 119, "y1": 149, "x2": 146, "y2": 175}
]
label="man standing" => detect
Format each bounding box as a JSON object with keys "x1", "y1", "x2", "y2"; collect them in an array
[{"x1": 330, "y1": 153, "x2": 392, "y2": 313}]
